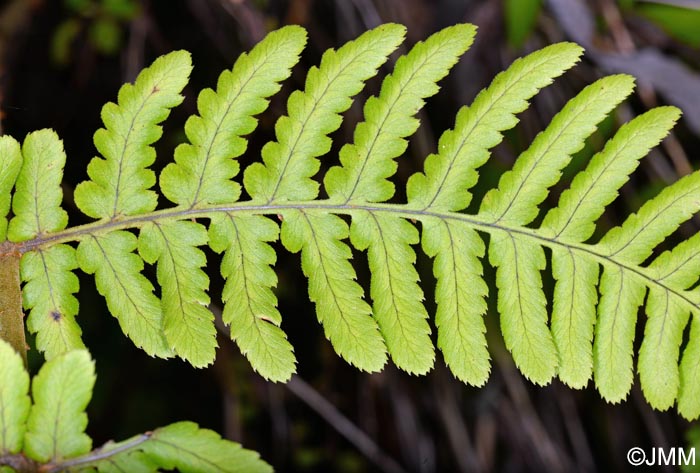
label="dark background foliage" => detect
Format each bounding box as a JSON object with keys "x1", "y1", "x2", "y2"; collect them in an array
[{"x1": 1, "y1": 0, "x2": 699, "y2": 471}]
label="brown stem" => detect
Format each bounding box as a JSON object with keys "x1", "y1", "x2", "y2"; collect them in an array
[{"x1": 0, "y1": 241, "x2": 27, "y2": 365}]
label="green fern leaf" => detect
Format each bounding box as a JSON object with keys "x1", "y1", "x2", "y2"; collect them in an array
[
  {"x1": 403, "y1": 42, "x2": 583, "y2": 385},
  {"x1": 479, "y1": 74, "x2": 635, "y2": 224},
  {"x1": 209, "y1": 214, "x2": 296, "y2": 382},
  {"x1": 489, "y1": 232, "x2": 555, "y2": 384},
  {"x1": 24, "y1": 350, "x2": 95, "y2": 462},
  {"x1": 324, "y1": 23, "x2": 476, "y2": 203},
  {"x1": 74, "y1": 50, "x2": 192, "y2": 219},
  {"x1": 3, "y1": 131, "x2": 82, "y2": 358},
  {"x1": 0, "y1": 136, "x2": 21, "y2": 241},
  {"x1": 0, "y1": 340, "x2": 30, "y2": 454},
  {"x1": 679, "y1": 318, "x2": 700, "y2": 419},
  {"x1": 160, "y1": 26, "x2": 306, "y2": 208},
  {"x1": 281, "y1": 211, "x2": 387, "y2": 372},
  {"x1": 593, "y1": 171, "x2": 700, "y2": 402},
  {"x1": 541, "y1": 107, "x2": 682, "y2": 240},
  {"x1": 21, "y1": 245, "x2": 83, "y2": 358},
  {"x1": 243, "y1": 23, "x2": 406, "y2": 202},
  {"x1": 406, "y1": 42, "x2": 584, "y2": 211},
  {"x1": 8, "y1": 130, "x2": 68, "y2": 241},
  {"x1": 639, "y1": 224, "x2": 700, "y2": 410},
  {"x1": 77, "y1": 232, "x2": 171, "y2": 358},
  {"x1": 350, "y1": 212, "x2": 432, "y2": 374},
  {"x1": 143, "y1": 421, "x2": 272, "y2": 473},
  {"x1": 597, "y1": 171, "x2": 700, "y2": 263},
  {"x1": 593, "y1": 266, "x2": 646, "y2": 403},
  {"x1": 138, "y1": 221, "x2": 214, "y2": 367},
  {"x1": 542, "y1": 107, "x2": 681, "y2": 388},
  {"x1": 422, "y1": 218, "x2": 489, "y2": 385}
]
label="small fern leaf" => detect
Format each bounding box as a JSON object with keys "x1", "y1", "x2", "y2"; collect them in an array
[
  {"x1": 21, "y1": 245, "x2": 83, "y2": 358},
  {"x1": 542, "y1": 107, "x2": 681, "y2": 388},
  {"x1": 490, "y1": 231, "x2": 555, "y2": 384},
  {"x1": 679, "y1": 318, "x2": 700, "y2": 419},
  {"x1": 593, "y1": 266, "x2": 646, "y2": 403},
  {"x1": 350, "y1": 212, "x2": 433, "y2": 374},
  {"x1": 638, "y1": 288, "x2": 689, "y2": 411},
  {"x1": 644, "y1": 232, "x2": 700, "y2": 415},
  {"x1": 209, "y1": 214, "x2": 296, "y2": 382},
  {"x1": 74, "y1": 51, "x2": 192, "y2": 219},
  {"x1": 281, "y1": 211, "x2": 387, "y2": 372},
  {"x1": 594, "y1": 170, "x2": 700, "y2": 401},
  {"x1": 144, "y1": 421, "x2": 273, "y2": 473},
  {"x1": 8, "y1": 130, "x2": 68, "y2": 241},
  {"x1": 77, "y1": 232, "x2": 172, "y2": 358},
  {"x1": 160, "y1": 26, "x2": 306, "y2": 208},
  {"x1": 24, "y1": 350, "x2": 95, "y2": 462},
  {"x1": 0, "y1": 339, "x2": 31, "y2": 454},
  {"x1": 406, "y1": 42, "x2": 584, "y2": 211},
  {"x1": 244, "y1": 23, "x2": 406, "y2": 202},
  {"x1": 0, "y1": 136, "x2": 21, "y2": 240},
  {"x1": 479, "y1": 75, "x2": 635, "y2": 225},
  {"x1": 541, "y1": 106, "x2": 682, "y2": 240},
  {"x1": 549, "y1": 250, "x2": 598, "y2": 388},
  {"x1": 138, "y1": 221, "x2": 215, "y2": 367},
  {"x1": 325, "y1": 24, "x2": 475, "y2": 203},
  {"x1": 423, "y1": 218, "x2": 489, "y2": 385},
  {"x1": 597, "y1": 171, "x2": 700, "y2": 263}
]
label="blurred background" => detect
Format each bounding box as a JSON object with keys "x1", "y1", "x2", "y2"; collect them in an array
[{"x1": 1, "y1": 0, "x2": 700, "y2": 471}]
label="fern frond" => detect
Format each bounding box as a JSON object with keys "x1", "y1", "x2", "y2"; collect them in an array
[
  {"x1": 160, "y1": 26, "x2": 306, "y2": 208},
  {"x1": 7, "y1": 23, "x2": 700, "y2": 419},
  {"x1": 76, "y1": 232, "x2": 171, "y2": 358},
  {"x1": 138, "y1": 221, "x2": 214, "y2": 367},
  {"x1": 325, "y1": 24, "x2": 475, "y2": 203},
  {"x1": 24, "y1": 350, "x2": 95, "y2": 462},
  {"x1": 209, "y1": 214, "x2": 295, "y2": 382},
  {"x1": 243, "y1": 23, "x2": 406, "y2": 202},
  {"x1": 0, "y1": 136, "x2": 21, "y2": 241},
  {"x1": 74, "y1": 51, "x2": 192, "y2": 219},
  {"x1": 281, "y1": 211, "x2": 387, "y2": 372},
  {"x1": 0, "y1": 339, "x2": 30, "y2": 454}
]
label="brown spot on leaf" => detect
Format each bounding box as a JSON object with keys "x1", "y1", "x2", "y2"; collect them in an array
[{"x1": 50, "y1": 311, "x2": 61, "y2": 322}]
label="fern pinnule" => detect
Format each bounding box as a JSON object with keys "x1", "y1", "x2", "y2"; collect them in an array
[
  {"x1": 159, "y1": 25, "x2": 307, "y2": 208},
  {"x1": 281, "y1": 211, "x2": 387, "y2": 373},
  {"x1": 0, "y1": 136, "x2": 21, "y2": 241},
  {"x1": 74, "y1": 51, "x2": 192, "y2": 220},
  {"x1": 6, "y1": 131, "x2": 82, "y2": 358},
  {"x1": 77, "y1": 232, "x2": 172, "y2": 358},
  {"x1": 139, "y1": 221, "x2": 214, "y2": 368},
  {"x1": 209, "y1": 214, "x2": 295, "y2": 382},
  {"x1": 244, "y1": 23, "x2": 406, "y2": 203},
  {"x1": 543, "y1": 106, "x2": 681, "y2": 388},
  {"x1": 324, "y1": 23, "x2": 476, "y2": 203}
]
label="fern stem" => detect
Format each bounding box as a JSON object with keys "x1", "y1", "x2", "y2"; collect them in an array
[{"x1": 17, "y1": 201, "x2": 697, "y2": 318}]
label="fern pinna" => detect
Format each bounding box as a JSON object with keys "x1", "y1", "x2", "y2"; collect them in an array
[{"x1": 1, "y1": 23, "x2": 698, "y2": 419}]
